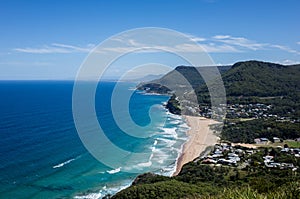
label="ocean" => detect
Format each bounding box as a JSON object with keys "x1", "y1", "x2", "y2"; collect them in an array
[{"x1": 0, "y1": 81, "x2": 189, "y2": 198}]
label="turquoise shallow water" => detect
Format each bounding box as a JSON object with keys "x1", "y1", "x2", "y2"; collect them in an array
[{"x1": 0, "y1": 81, "x2": 188, "y2": 198}]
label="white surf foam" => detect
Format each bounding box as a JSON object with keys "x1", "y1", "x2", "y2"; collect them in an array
[
  {"x1": 156, "y1": 137, "x2": 176, "y2": 147},
  {"x1": 74, "y1": 192, "x2": 103, "y2": 199},
  {"x1": 169, "y1": 120, "x2": 181, "y2": 125},
  {"x1": 53, "y1": 158, "x2": 75, "y2": 169},
  {"x1": 74, "y1": 184, "x2": 130, "y2": 199},
  {"x1": 160, "y1": 127, "x2": 178, "y2": 139},
  {"x1": 137, "y1": 161, "x2": 152, "y2": 167},
  {"x1": 161, "y1": 127, "x2": 177, "y2": 133},
  {"x1": 166, "y1": 112, "x2": 182, "y2": 120},
  {"x1": 142, "y1": 92, "x2": 165, "y2": 96},
  {"x1": 179, "y1": 122, "x2": 190, "y2": 129},
  {"x1": 106, "y1": 167, "x2": 121, "y2": 174}
]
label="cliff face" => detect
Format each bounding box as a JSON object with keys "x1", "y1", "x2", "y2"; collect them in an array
[{"x1": 165, "y1": 94, "x2": 181, "y2": 115}]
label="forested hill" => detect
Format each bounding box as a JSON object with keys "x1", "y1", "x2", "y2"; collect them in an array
[
  {"x1": 156, "y1": 65, "x2": 231, "y2": 88},
  {"x1": 137, "y1": 65, "x2": 231, "y2": 95},
  {"x1": 195, "y1": 61, "x2": 300, "y2": 118},
  {"x1": 217, "y1": 60, "x2": 300, "y2": 97},
  {"x1": 138, "y1": 60, "x2": 300, "y2": 118},
  {"x1": 138, "y1": 60, "x2": 300, "y2": 98}
]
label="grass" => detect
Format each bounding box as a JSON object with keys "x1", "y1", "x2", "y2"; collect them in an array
[
  {"x1": 252, "y1": 140, "x2": 300, "y2": 148},
  {"x1": 285, "y1": 141, "x2": 300, "y2": 148},
  {"x1": 200, "y1": 182, "x2": 300, "y2": 199}
]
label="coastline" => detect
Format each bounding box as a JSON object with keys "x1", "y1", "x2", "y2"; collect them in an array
[{"x1": 173, "y1": 115, "x2": 220, "y2": 176}]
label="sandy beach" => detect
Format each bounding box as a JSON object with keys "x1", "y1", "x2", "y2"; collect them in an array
[{"x1": 173, "y1": 116, "x2": 220, "y2": 176}]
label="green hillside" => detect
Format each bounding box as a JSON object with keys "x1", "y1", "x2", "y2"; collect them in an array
[
  {"x1": 139, "y1": 60, "x2": 300, "y2": 101},
  {"x1": 196, "y1": 61, "x2": 300, "y2": 96},
  {"x1": 113, "y1": 61, "x2": 300, "y2": 199},
  {"x1": 139, "y1": 60, "x2": 300, "y2": 118},
  {"x1": 223, "y1": 61, "x2": 300, "y2": 97},
  {"x1": 137, "y1": 65, "x2": 231, "y2": 95},
  {"x1": 112, "y1": 159, "x2": 300, "y2": 199},
  {"x1": 139, "y1": 61, "x2": 300, "y2": 96}
]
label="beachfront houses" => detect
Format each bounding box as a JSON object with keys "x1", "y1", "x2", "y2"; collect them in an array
[
  {"x1": 200, "y1": 143, "x2": 243, "y2": 166},
  {"x1": 198, "y1": 103, "x2": 297, "y2": 123},
  {"x1": 199, "y1": 143, "x2": 299, "y2": 171}
]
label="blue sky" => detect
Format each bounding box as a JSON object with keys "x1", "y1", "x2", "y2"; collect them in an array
[{"x1": 0, "y1": 0, "x2": 299, "y2": 80}]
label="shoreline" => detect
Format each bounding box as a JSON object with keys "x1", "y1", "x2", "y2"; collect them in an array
[{"x1": 173, "y1": 115, "x2": 220, "y2": 176}]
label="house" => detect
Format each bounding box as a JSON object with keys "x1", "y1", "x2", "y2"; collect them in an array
[
  {"x1": 227, "y1": 153, "x2": 238, "y2": 158},
  {"x1": 260, "y1": 138, "x2": 269, "y2": 143},
  {"x1": 217, "y1": 159, "x2": 232, "y2": 165},
  {"x1": 263, "y1": 155, "x2": 274, "y2": 163},
  {"x1": 268, "y1": 162, "x2": 281, "y2": 168},
  {"x1": 273, "y1": 137, "x2": 281, "y2": 143},
  {"x1": 214, "y1": 149, "x2": 222, "y2": 154},
  {"x1": 246, "y1": 150, "x2": 254, "y2": 154},
  {"x1": 228, "y1": 156, "x2": 240, "y2": 163},
  {"x1": 235, "y1": 149, "x2": 244, "y2": 154},
  {"x1": 281, "y1": 148, "x2": 289, "y2": 153},
  {"x1": 281, "y1": 163, "x2": 294, "y2": 169},
  {"x1": 254, "y1": 138, "x2": 269, "y2": 144},
  {"x1": 211, "y1": 154, "x2": 223, "y2": 158},
  {"x1": 293, "y1": 148, "x2": 300, "y2": 154},
  {"x1": 202, "y1": 158, "x2": 217, "y2": 164},
  {"x1": 254, "y1": 138, "x2": 261, "y2": 144}
]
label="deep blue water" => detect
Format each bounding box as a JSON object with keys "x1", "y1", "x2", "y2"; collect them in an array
[{"x1": 0, "y1": 81, "x2": 188, "y2": 198}]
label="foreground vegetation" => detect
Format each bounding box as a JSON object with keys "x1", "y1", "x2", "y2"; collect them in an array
[
  {"x1": 202, "y1": 183, "x2": 300, "y2": 199},
  {"x1": 111, "y1": 147, "x2": 300, "y2": 198}
]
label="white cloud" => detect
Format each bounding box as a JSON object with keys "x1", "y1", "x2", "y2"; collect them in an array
[
  {"x1": 93, "y1": 43, "x2": 239, "y2": 54},
  {"x1": 297, "y1": 42, "x2": 300, "y2": 45},
  {"x1": 212, "y1": 35, "x2": 300, "y2": 55},
  {"x1": 14, "y1": 47, "x2": 70, "y2": 54},
  {"x1": 184, "y1": 33, "x2": 206, "y2": 42},
  {"x1": 52, "y1": 43, "x2": 96, "y2": 52},
  {"x1": 190, "y1": 37, "x2": 206, "y2": 42},
  {"x1": 271, "y1": 44, "x2": 300, "y2": 55},
  {"x1": 0, "y1": 61, "x2": 52, "y2": 66},
  {"x1": 213, "y1": 35, "x2": 231, "y2": 40},
  {"x1": 200, "y1": 43, "x2": 240, "y2": 53},
  {"x1": 212, "y1": 35, "x2": 266, "y2": 50},
  {"x1": 276, "y1": 59, "x2": 300, "y2": 65},
  {"x1": 12, "y1": 34, "x2": 300, "y2": 56},
  {"x1": 95, "y1": 46, "x2": 141, "y2": 53},
  {"x1": 14, "y1": 43, "x2": 96, "y2": 54}
]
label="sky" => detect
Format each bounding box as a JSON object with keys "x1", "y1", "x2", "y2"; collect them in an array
[{"x1": 0, "y1": 0, "x2": 299, "y2": 80}]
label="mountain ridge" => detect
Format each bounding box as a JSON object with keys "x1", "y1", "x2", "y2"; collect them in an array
[{"x1": 138, "y1": 60, "x2": 300, "y2": 117}]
